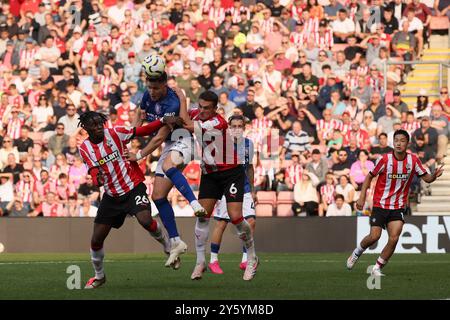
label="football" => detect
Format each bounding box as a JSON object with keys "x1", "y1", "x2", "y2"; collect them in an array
[{"x1": 141, "y1": 54, "x2": 166, "y2": 78}]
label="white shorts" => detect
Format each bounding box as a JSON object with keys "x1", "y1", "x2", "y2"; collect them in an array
[
  {"x1": 155, "y1": 136, "x2": 194, "y2": 178},
  {"x1": 214, "y1": 192, "x2": 256, "y2": 221}
]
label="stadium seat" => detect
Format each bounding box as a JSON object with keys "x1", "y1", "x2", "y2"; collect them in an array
[
  {"x1": 276, "y1": 191, "x2": 295, "y2": 217},
  {"x1": 430, "y1": 16, "x2": 449, "y2": 30},
  {"x1": 255, "y1": 191, "x2": 276, "y2": 217}
]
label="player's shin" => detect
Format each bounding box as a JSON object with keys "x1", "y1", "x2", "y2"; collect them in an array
[
  {"x1": 154, "y1": 198, "x2": 180, "y2": 243},
  {"x1": 90, "y1": 246, "x2": 105, "y2": 280},
  {"x1": 195, "y1": 218, "x2": 210, "y2": 265},
  {"x1": 232, "y1": 217, "x2": 256, "y2": 262},
  {"x1": 148, "y1": 219, "x2": 170, "y2": 253}
]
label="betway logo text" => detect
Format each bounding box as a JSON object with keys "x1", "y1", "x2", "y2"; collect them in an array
[{"x1": 357, "y1": 216, "x2": 450, "y2": 253}]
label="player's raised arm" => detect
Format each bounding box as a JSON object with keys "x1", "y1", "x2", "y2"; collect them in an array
[
  {"x1": 126, "y1": 125, "x2": 172, "y2": 162},
  {"x1": 420, "y1": 163, "x2": 444, "y2": 183},
  {"x1": 172, "y1": 86, "x2": 195, "y2": 132}
]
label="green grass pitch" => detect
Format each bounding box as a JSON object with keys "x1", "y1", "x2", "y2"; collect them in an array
[{"x1": 0, "y1": 253, "x2": 449, "y2": 300}]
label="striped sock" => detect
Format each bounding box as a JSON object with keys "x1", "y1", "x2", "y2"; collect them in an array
[{"x1": 375, "y1": 257, "x2": 387, "y2": 269}]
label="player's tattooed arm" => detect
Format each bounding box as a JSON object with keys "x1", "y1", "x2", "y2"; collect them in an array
[
  {"x1": 126, "y1": 126, "x2": 171, "y2": 161},
  {"x1": 355, "y1": 173, "x2": 374, "y2": 211}
]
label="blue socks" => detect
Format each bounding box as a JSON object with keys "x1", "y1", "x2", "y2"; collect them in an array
[
  {"x1": 165, "y1": 167, "x2": 196, "y2": 203},
  {"x1": 211, "y1": 243, "x2": 220, "y2": 254},
  {"x1": 154, "y1": 198, "x2": 179, "y2": 238}
]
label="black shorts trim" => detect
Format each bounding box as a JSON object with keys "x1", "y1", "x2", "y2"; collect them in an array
[
  {"x1": 198, "y1": 165, "x2": 246, "y2": 203},
  {"x1": 213, "y1": 215, "x2": 256, "y2": 223},
  {"x1": 95, "y1": 183, "x2": 151, "y2": 229},
  {"x1": 370, "y1": 207, "x2": 405, "y2": 229}
]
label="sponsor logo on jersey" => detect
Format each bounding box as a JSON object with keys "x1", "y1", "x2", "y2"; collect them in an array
[
  {"x1": 96, "y1": 150, "x2": 120, "y2": 166},
  {"x1": 388, "y1": 173, "x2": 409, "y2": 180}
]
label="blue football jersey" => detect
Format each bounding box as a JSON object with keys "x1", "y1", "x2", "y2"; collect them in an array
[{"x1": 139, "y1": 87, "x2": 180, "y2": 122}]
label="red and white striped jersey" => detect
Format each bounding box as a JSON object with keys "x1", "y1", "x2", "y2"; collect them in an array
[
  {"x1": 402, "y1": 121, "x2": 421, "y2": 135},
  {"x1": 254, "y1": 165, "x2": 266, "y2": 186},
  {"x1": 290, "y1": 31, "x2": 307, "y2": 49},
  {"x1": 27, "y1": 89, "x2": 44, "y2": 108},
  {"x1": 139, "y1": 20, "x2": 158, "y2": 35},
  {"x1": 304, "y1": 18, "x2": 319, "y2": 36},
  {"x1": 229, "y1": 6, "x2": 250, "y2": 23},
  {"x1": 16, "y1": 179, "x2": 35, "y2": 203},
  {"x1": 209, "y1": 7, "x2": 225, "y2": 26},
  {"x1": 367, "y1": 75, "x2": 383, "y2": 92},
  {"x1": 260, "y1": 17, "x2": 275, "y2": 34},
  {"x1": 19, "y1": 48, "x2": 37, "y2": 69},
  {"x1": 6, "y1": 118, "x2": 23, "y2": 140},
  {"x1": 105, "y1": 34, "x2": 125, "y2": 52},
  {"x1": 320, "y1": 184, "x2": 336, "y2": 205},
  {"x1": 344, "y1": 129, "x2": 370, "y2": 149},
  {"x1": 316, "y1": 119, "x2": 343, "y2": 140},
  {"x1": 348, "y1": 4, "x2": 359, "y2": 21},
  {"x1": 189, "y1": 109, "x2": 239, "y2": 174},
  {"x1": 97, "y1": 74, "x2": 112, "y2": 97},
  {"x1": 252, "y1": 117, "x2": 273, "y2": 130},
  {"x1": 78, "y1": 47, "x2": 99, "y2": 70},
  {"x1": 371, "y1": 152, "x2": 429, "y2": 210},
  {"x1": 313, "y1": 30, "x2": 334, "y2": 50},
  {"x1": 340, "y1": 122, "x2": 351, "y2": 136},
  {"x1": 8, "y1": 95, "x2": 24, "y2": 108},
  {"x1": 209, "y1": 37, "x2": 222, "y2": 50},
  {"x1": 291, "y1": 4, "x2": 305, "y2": 22},
  {"x1": 286, "y1": 164, "x2": 303, "y2": 185},
  {"x1": 114, "y1": 102, "x2": 137, "y2": 126},
  {"x1": 121, "y1": 19, "x2": 137, "y2": 36},
  {"x1": 79, "y1": 126, "x2": 145, "y2": 197},
  {"x1": 357, "y1": 65, "x2": 369, "y2": 76},
  {"x1": 199, "y1": 0, "x2": 213, "y2": 12},
  {"x1": 345, "y1": 75, "x2": 359, "y2": 91}
]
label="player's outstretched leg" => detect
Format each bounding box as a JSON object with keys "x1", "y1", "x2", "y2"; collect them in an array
[
  {"x1": 209, "y1": 220, "x2": 228, "y2": 274},
  {"x1": 191, "y1": 217, "x2": 210, "y2": 280},
  {"x1": 85, "y1": 223, "x2": 111, "y2": 289},
  {"x1": 163, "y1": 153, "x2": 206, "y2": 217},
  {"x1": 347, "y1": 226, "x2": 382, "y2": 270},
  {"x1": 240, "y1": 217, "x2": 256, "y2": 270},
  {"x1": 152, "y1": 177, "x2": 188, "y2": 269},
  {"x1": 371, "y1": 220, "x2": 403, "y2": 276}
]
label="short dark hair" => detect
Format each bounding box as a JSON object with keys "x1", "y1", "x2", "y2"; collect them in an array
[
  {"x1": 335, "y1": 194, "x2": 345, "y2": 201},
  {"x1": 147, "y1": 71, "x2": 168, "y2": 83},
  {"x1": 199, "y1": 90, "x2": 219, "y2": 107},
  {"x1": 228, "y1": 114, "x2": 247, "y2": 125},
  {"x1": 378, "y1": 132, "x2": 388, "y2": 139},
  {"x1": 393, "y1": 129, "x2": 410, "y2": 143}
]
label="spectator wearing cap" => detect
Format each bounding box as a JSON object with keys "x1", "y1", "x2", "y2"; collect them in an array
[
  {"x1": 176, "y1": 36, "x2": 196, "y2": 62},
  {"x1": 169, "y1": 0, "x2": 184, "y2": 25},
  {"x1": 123, "y1": 52, "x2": 141, "y2": 83},
  {"x1": 190, "y1": 50, "x2": 205, "y2": 76},
  {"x1": 409, "y1": 133, "x2": 436, "y2": 172},
  {"x1": 306, "y1": 148, "x2": 329, "y2": 183},
  {"x1": 411, "y1": 116, "x2": 439, "y2": 157}
]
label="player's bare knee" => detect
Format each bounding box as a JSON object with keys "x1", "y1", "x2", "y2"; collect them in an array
[{"x1": 388, "y1": 235, "x2": 400, "y2": 243}]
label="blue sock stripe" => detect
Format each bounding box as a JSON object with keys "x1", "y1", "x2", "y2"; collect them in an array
[
  {"x1": 154, "y1": 197, "x2": 179, "y2": 238},
  {"x1": 165, "y1": 167, "x2": 197, "y2": 203},
  {"x1": 211, "y1": 243, "x2": 220, "y2": 254},
  {"x1": 242, "y1": 246, "x2": 247, "y2": 253}
]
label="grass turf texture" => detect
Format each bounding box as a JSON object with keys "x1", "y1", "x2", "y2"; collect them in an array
[{"x1": 0, "y1": 253, "x2": 449, "y2": 300}]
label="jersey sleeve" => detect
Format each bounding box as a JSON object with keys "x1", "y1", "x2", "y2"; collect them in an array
[
  {"x1": 370, "y1": 155, "x2": 386, "y2": 177},
  {"x1": 139, "y1": 91, "x2": 149, "y2": 110},
  {"x1": 414, "y1": 156, "x2": 430, "y2": 177},
  {"x1": 114, "y1": 126, "x2": 135, "y2": 143},
  {"x1": 162, "y1": 94, "x2": 180, "y2": 117},
  {"x1": 79, "y1": 144, "x2": 96, "y2": 170},
  {"x1": 201, "y1": 115, "x2": 227, "y2": 131}
]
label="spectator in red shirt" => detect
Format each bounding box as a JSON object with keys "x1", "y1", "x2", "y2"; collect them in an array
[
  {"x1": 183, "y1": 160, "x2": 201, "y2": 191},
  {"x1": 196, "y1": 11, "x2": 216, "y2": 38}
]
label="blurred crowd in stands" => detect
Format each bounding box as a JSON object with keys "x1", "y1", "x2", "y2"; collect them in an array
[{"x1": 0, "y1": 0, "x2": 449, "y2": 217}]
